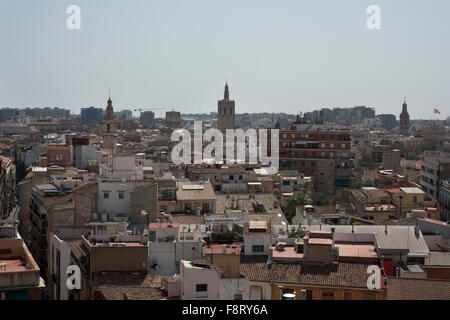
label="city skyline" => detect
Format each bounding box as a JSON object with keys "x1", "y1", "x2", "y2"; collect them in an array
[{"x1": 1, "y1": 0, "x2": 449, "y2": 119}]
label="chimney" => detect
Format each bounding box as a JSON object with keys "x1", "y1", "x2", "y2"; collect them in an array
[
  {"x1": 65, "y1": 135, "x2": 72, "y2": 147},
  {"x1": 222, "y1": 244, "x2": 227, "y2": 253},
  {"x1": 414, "y1": 224, "x2": 420, "y2": 238},
  {"x1": 384, "y1": 225, "x2": 388, "y2": 235}
]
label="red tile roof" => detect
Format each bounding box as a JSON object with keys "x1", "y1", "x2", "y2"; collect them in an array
[{"x1": 387, "y1": 277, "x2": 450, "y2": 300}]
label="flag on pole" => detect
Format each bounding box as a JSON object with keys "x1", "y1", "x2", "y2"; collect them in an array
[{"x1": 434, "y1": 108, "x2": 440, "y2": 114}]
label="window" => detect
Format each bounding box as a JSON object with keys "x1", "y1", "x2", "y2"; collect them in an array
[
  {"x1": 239, "y1": 175, "x2": 243, "y2": 180},
  {"x1": 321, "y1": 291, "x2": 335, "y2": 300},
  {"x1": 252, "y1": 245, "x2": 264, "y2": 252},
  {"x1": 363, "y1": 292, "x2": 377, "y2": 300},
  {"x1": 330, "y1": 143, "x2": 334, "y2": 148},
  {"x1": 344, "y1": 291, "x2": 353, "y2": 300},
  {"x1": 321, "y1": 143, "x2": 325, "y2": 148},
  {"x1": 196, "y1": 284, "x2": 208, "y2": 292},
  {"x1": 104, "y1": 192, "x2": 109, "y2": 199},
  {"x1": 118, "y1": 192, "x2": 124, "y2": 199},
  {"x1": 341, "y1": 143, "x2": 346, "y2": 148}
]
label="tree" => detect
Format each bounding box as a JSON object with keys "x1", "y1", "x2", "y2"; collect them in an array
[{"x1": 282, "y1": 192, "x2": 310, "y2": 219}]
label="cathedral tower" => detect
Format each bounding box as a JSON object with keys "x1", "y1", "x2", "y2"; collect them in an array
[
  {"x1": 399, "y1": 99, "x2": 410, "y2": 136},
  {"x1": 217, "y1": 82, "x2": 235, "y2": 131},
  {"x1": 103, "y1": 96, "x2": 117, "y2": 150}
]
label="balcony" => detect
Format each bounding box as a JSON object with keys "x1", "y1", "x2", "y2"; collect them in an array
[{"x1": 335, "y1": 168, "x2": 352, "y2": 178}]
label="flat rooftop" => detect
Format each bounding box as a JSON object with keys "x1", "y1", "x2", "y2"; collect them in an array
[
  {"x1": 205, "y1": 243, "x2": 241, "y2": 255},
  {"x1": 148, "y1": 223, "x2": 180, "y2": 229},
  {"x1": 308, "y1": 238, "x2": 332, "y2": 245},
  {"x1": 0, "y1": 259, "x2": 27, "y2": 272},
  {"x1": 91, "y1": 242, "x2": 145, "y2": 247},
  {"x1": 334, "y1": 242, "x2": 378, "y2": 260},
  {"x1": 271, "y1": 246, "x2": 304, "y2": 260}
]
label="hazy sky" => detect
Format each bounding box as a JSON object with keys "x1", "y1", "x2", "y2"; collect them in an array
[{"x1": 1, "y1": 0, "x2": 449, "y2": 119}]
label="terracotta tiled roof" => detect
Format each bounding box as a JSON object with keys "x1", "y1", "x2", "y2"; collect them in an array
[
  {"x1": 97, "y1": 286, "x2": 167, "y2": 300},
  {"x1": 240, "y1": 256, "x2": 373, "y2": 288},
  {"x1": 92, "y1": 273, "x2": 175, "y2": 300},
  {"x1": 387, "y1": 277, "x2": 450, "y2": 300},
  {"x1": 91, "y1": 273, "x2": 170, "y2": 287}
]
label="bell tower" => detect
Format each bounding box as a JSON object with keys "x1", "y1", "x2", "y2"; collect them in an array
[
  {"x1": 103, "y1": 95, "x2": 117, "y2": 150},
  {"x1": 399, "y1": 98, "x2": 410, "y2": 136},
  {"x1": 217, "y1": 82, "x2": 235, "y2": 131}
]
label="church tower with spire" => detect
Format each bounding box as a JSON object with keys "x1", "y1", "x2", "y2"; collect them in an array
[
  {"x1": 217, "y1": 82, "x2": 235, "y2": 131},
  {"x1": 103, "y1": 95, "x2": 118, "y2": 150},
  {"x1": 399, "y1": 99, "x2": 410, "y2": 136}
]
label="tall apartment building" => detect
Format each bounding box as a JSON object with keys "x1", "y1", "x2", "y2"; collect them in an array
[
  {"x1": 439, "y1": 179, "x2": 450, "y2": 222},
  {"x1": 304, "y1": 106, "x2": 375, "y2": 125},
  {"x1": 140, "y1": 111, "x2": 155, "y2": 127},
  {"x1": 81, "y1": 107, "x2": 103, "y2": 126},
  {"x1": 217, "y1": 82, "x2": 235, "y2": 131},
  {"x1": 279, "y1": 123, "x2": 352, "y2": 194},
  {"x1": 165, "y1": 111, "x2": 181, "y2": 129},
  {"x1": 28, "y1": 181, "x2": 97, "y2": 280},
  {"x1": 0, "y1": 156, "x2": 16, "y2": 219},
  {"x1": 377, "y1": 114, "x2": 396, "y2": 131},
  {"x1": 22, "y1": 107, "x2": 70, "y2": 119},
  {"x1": 422, "y1": 123, "x2": 445, "y2": 151},
  {"x1": 421, "y1": 152, "x2": 450, "y2": 200}
]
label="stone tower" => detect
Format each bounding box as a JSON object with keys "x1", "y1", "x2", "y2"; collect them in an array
[
  {"x1": 217, "y1": 82, "x2": 235, "y2": 131},
  {"x1": 103, "y1": 96, "x2": 117, "y2": 150},
  {"x1": 399, "y1": 99, "x2": 410, "y2": 136}
]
